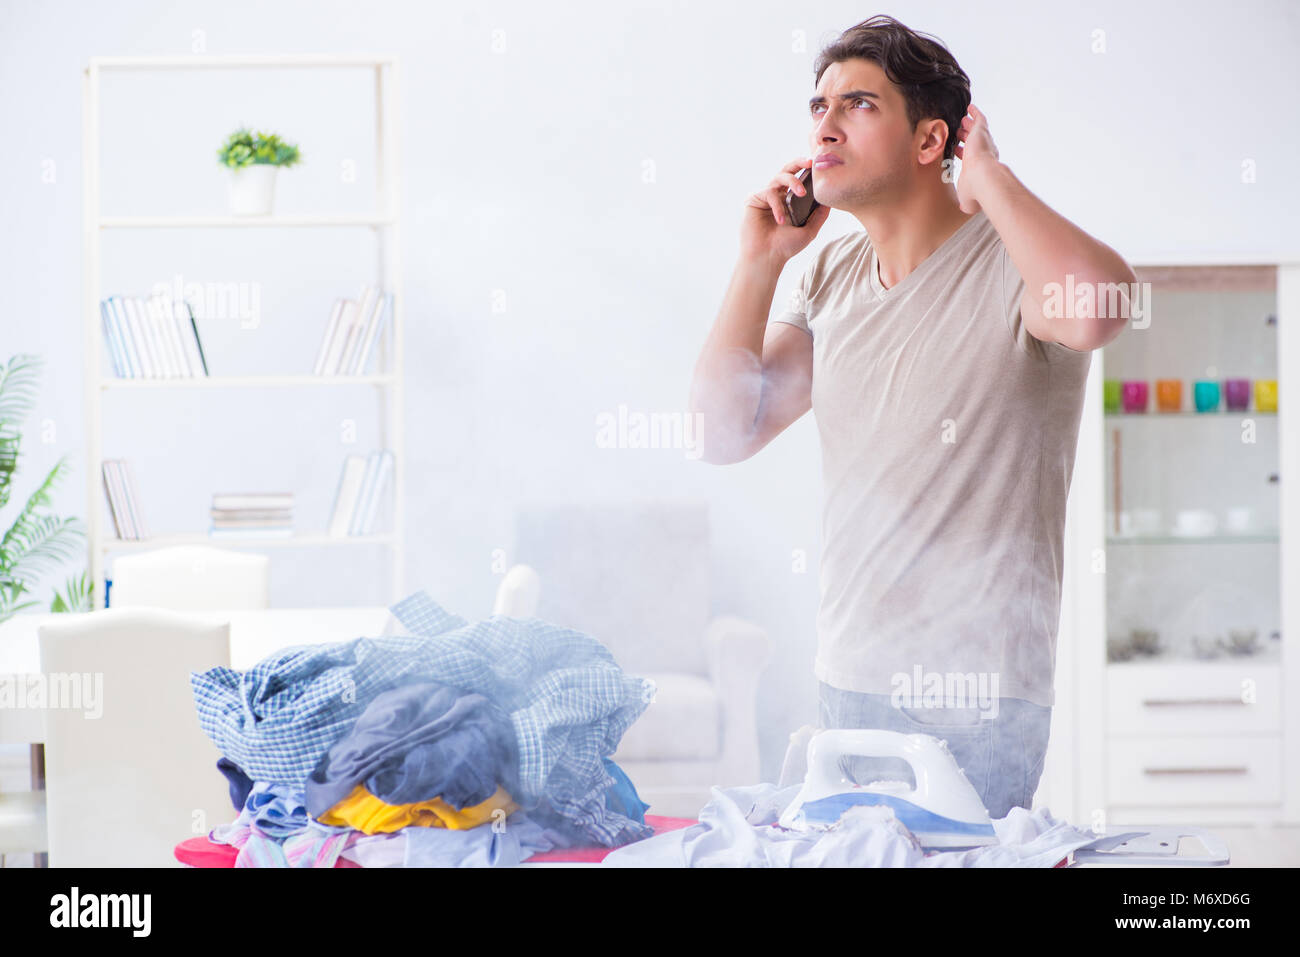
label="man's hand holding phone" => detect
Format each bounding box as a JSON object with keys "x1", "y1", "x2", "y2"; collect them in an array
[{"x1": 740, "y1": 157, "x2": 830, "y2": 265}]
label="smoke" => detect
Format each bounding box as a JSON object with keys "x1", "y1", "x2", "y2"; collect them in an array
[{"x1": 689, "y1": 344, "x2": 811, "y2": 466}]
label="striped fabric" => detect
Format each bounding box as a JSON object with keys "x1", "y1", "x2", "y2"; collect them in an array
[{"x1": 191, "y1": 590, "x2": 656, "y2": 846}]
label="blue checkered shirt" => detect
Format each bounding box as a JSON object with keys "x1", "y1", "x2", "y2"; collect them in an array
[{"x1": 191, "y1": 591, "x2": 655, "y2": 846}]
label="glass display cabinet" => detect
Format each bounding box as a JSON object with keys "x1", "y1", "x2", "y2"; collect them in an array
[
  {"x1": 1060, "y1": 261, "x2": 1297, "y2": 829},
  {"x1": 1103, "y1": 265, "x2": 1280, "y2": 666}
]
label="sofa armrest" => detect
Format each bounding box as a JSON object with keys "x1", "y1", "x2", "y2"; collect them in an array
[
  {"x1": 493, "y1": 564, "x2": 541, "y2": 618},
  {"x1": 702, "y1": 615, "x2": 773, "y2": 785}
]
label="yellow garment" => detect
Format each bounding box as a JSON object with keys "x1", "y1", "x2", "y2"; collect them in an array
[{"x1": 318, "y1": 784, "x2": 517, "y2": 835}]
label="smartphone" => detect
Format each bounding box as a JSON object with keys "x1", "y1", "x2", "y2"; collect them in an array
[{"x1": 783, "y1": 166, "x2": 821, "y2": 227}]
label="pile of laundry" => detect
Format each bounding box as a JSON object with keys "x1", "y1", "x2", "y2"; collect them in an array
[
  {"x1": 189, "y1": 589, "x2": 654, "y2": 867},
  {"x1": 601, "y1": 782, "x2": 1110, "y2": 867}
]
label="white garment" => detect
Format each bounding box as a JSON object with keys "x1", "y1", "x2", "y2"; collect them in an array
[{"x1": 601, "y1": 783, "x2": 1106, "y2": 868}]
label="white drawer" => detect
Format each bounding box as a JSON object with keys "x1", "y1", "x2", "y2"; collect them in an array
[
  {"x1": 1107, "y1": 735, "x2": 1282, "y2": 806},
  {"x1": 1106, "y1": 662, "x2": 1280, "y2": 735}
]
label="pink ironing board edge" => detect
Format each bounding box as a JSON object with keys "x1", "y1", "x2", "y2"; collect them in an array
[{"x1": 173, "y1": 814, "x2": 699, "y2": 867}]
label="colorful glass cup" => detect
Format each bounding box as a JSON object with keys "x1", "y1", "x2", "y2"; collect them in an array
[
  {"x1": 1224, "y1": 378, "x2": 1251, "y2": 411},
  {"x1": 1255, "y1": 379, "x2": 1278, "y2": 412},
  {"x1": 1193, "y1": 380, "x2": 1221, "y2": 413},
  {"x1": 1103, "y1": 379, "x2": 1121, "y2": 413},
  {"x1": 1121, "y1": 380, "x2": 1149, "y2": 413},
  {"x1": 1155, "y1": 379, "x2": 1182, "y2": 412}
]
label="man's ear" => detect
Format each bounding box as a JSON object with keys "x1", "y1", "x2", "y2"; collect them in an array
[{"x1": 917, "y1": 119, "x2": 949, "y2": 165}]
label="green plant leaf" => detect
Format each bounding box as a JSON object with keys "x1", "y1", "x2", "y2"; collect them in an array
[
  {"x1": 0, "y1": 572, "x2": 38, "y2": 625},
  {"x1": 0, "y1": 354, "x2": 87, "y2": 622},
  {"x1": 0, "y1": 597, "x2": 40, "y2": 626},
  {"x1": 51, "y1": 569, "x2": 93, "y2": 613},
  {"x1": 217, "y1": 127, "x2": 301, "y2": 169},
  {"x1": 1, "y1": 457, "x2": 84, "y2": 582},
  {"x1": 3, "y1": 514, "x2": 84, "y2": 583},
  {"x1": 0, "y1": 353, "x2": 42, "y2": 426},
  {"x1": 0, "y1": 354, "x2": 42, "y2": 518},
  {"x1": 0, "y1": 428, "x2": 19, "y2": 513}
]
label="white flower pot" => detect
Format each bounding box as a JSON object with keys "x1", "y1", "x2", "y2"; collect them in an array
[{"x1": 227, "y1": 164, "x2": 279, "y2": 216}]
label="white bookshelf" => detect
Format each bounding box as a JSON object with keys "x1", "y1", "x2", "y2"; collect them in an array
[{"x1": 81, "y1": 53, "x2": 406, "y2": 609}]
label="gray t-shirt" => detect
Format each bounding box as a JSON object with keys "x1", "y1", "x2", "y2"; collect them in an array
[{"x1": 773, "y1": 210, "x2": 1091, "y2": 707}]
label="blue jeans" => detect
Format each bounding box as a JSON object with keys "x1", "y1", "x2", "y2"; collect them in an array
[{"x1": 816, "y1": 682, "x2": 1051, "y2": 819}]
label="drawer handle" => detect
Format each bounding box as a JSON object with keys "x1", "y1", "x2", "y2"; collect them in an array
[
  {"x1": 1143, "y1": 767, "x2": 1249, "y2": 776},
  {"x1": 1141, "y1": 698, "x2": 1247, "y2": 707}
]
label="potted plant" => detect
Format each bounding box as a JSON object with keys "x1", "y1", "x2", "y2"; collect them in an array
[
  {"x1": 217, "y1": 127, "x2": 302, "y2": 216},
  {"x1": 0, "y1": 354, "x2": 91, "y2": 624}
]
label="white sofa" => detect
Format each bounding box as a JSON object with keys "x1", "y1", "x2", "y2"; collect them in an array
[{"x1": 502, "y1": 502, "x2": 774, "y2": 818}]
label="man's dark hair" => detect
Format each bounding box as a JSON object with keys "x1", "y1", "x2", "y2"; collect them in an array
[{"x1": 813, "y1": 15, "x2": 971, "y2": 162}]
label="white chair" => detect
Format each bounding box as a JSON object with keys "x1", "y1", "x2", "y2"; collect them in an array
[
  {"x1": 0, "y1": 790, "x2": 46, "y2": 866},
  {"x1": 501, "y1": 502, "x2": 773, "y2": 817},
  {"x1": 38, "y1": 608, "x2": 233, "y2": 867},
  {"x1": 109, "y1": 545, "x2": 270, "y2": 610}
]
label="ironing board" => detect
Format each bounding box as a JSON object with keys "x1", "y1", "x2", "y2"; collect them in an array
[
  {"x1": 1066, "y1": 826, "x2": 1231, "y2": 866},
  {"x1": 174, "y1": 818, "x2": 1229, "y2": 867},
  {"x1": 172, "y1": 814, "x2": 699, "y2": 867}
]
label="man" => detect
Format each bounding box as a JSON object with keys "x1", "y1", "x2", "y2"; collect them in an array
[{"x1": 688, "y1": 15, "x2": 1135, "y2": 818}]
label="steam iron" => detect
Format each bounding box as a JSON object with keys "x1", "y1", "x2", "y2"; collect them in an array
[{"x1": 778, "y1": 728, "x2": 998, "y2": 850}]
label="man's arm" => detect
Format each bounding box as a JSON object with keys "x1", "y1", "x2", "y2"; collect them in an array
[
  {"x1": 691, "y1": 156, "x2": 831, "y2": 464},
  {"x1": 956, "y1": 105, "x2": 1138, "y2": 352},
  {"x1": 689, "y1": 255, "x2": 813, "y2": 465}
]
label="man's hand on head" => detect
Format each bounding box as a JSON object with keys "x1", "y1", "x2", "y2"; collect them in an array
[{"x1": 953, "y1": 104, "x2": 1001, "y2": 214}]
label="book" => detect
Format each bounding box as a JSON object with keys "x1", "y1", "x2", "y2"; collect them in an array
[
  {"x1": 209, "y1": 508, "x2": 294, "y2": 521},
  {"x1": 212, "y1": 493, "x2": 294, "y2": 510},
  {"x1": 183, "y1": 300, "x2": 209, "y2": 376},
  {"x1": 105, "y1": 461, "x2": 131, "y2": 538},
  {"x1": 107, "y1": 297, "x2": 140, "y2": 378},
  {"x1": 125, "y1": 295, "x2": 159, "y2": 377},
  {"x1": 100, "y1": 301, "x2": 127, "y2": 377},
  {"x1": 322, "y1": 300, "x2": 359, "y2": 376},
  {"x1": 312, "y1": 299, "x2": 346, "y2": 376},
  {"x1": 356, "y1": 449, "x2": 393, "y2": 534},
  {"x1": 209, "y1": 527, "x2": 294, "y2": 539},
  {"x1": 327, "y1": 299, "x2": 364, "y2": 377},
  {"x1": 210, "y1": 515, "x2": 293, "y2": 524},
  {"x1": 209, "y1": 520, "x2": 293, "y2": 527},
  {"x1": 102, "y1": 459, "x2": 145, "y2": 539},
  {"x1": 350, "y1": 291, "x2": 390, "y2": 375},
  {"x1": 145, "y1": 296, "x2": 182, "y2": 377},
  {"x1": 102, "y1": 460, "x2": 128, "y2": 537},
  {"x1": 348, "y1": 452, "x2": 380, "y2": 535},
  {"x1": 338, "y1": 286, "x2": 379, "y2": 374},
  {"x1": 327, "y1": 454, "x2": 368, "y2": 537},
  {"x1": 123, "y1": 296, "x2": 161, "y2": 378},
  {"x1": 152, "y1": 294, "x2": 192, "y2": 377},
  {"x1": 210, "y1": 519, "x2": 293, "y2": 529},
  {"x1": 120, "y1": 459, "x2": 149, "y2": 538}
]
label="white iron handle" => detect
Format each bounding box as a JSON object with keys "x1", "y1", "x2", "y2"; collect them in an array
[{"x1": 805, "y1": 729, "x2": 924, "y2": 794}]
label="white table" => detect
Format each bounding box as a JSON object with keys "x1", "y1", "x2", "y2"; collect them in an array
[{"x1": 0, "y1": 607, "x2": 393, "y2": 746}]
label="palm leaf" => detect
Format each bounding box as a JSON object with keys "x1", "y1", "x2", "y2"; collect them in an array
[
  {"x1": 0, "y1": 353, "x2": 89, "y2": 620},
  {"x1": 4, "y1": 514, "x2": 84, "y2": 583},
  {"x1": 0, "y1": 354, "x2": 42, "y2": 511},
  {"x1": 0, "y1": 574, "x2": 38, "y2": 625},
  {"x1": 51, "y1": 570, "x2": 93, "y2": 613},
  {"x1": 1, "y1": 457, "x2": 84, "y2": 578},
  {"x1": 0, "y1": 354, "x2": 42, "y2": 426},
  {"x1": 0, "y1": 428, "x2": 17, "y2": 511},
  {"x1": 0, "y1": 597, "x2": 40, "y2": 626}
]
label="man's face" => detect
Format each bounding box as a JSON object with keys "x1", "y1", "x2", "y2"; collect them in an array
[{"x1": 807, "y1": 58, "x2": 932, "y2": 211}]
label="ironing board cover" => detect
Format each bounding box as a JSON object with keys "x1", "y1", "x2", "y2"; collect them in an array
[{"x1": 173, "y1": 814, "x2": 698, "y2": 867}]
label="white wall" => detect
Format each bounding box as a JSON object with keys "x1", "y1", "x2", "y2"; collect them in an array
[{"x1": 2, "y1": 0, "x2": 1297, "y2": 781}]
